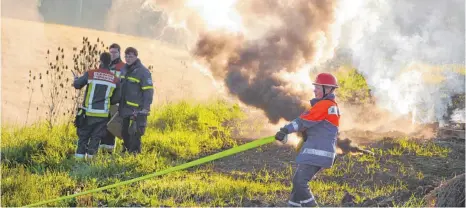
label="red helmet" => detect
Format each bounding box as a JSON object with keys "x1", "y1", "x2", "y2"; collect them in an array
[{"x1": 313, "y1": 73, "x2": 339, "y2": 88}]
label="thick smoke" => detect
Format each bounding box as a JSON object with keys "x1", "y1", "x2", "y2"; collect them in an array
[
  {"x1": 193, "y1": 0, "x2": 465, "y2": 125},
  {"x1": 333, "y1": 0, "x2": 465, "y2": 124},
  {"x1": 193, "y1": 0, "x2": 338, "y2": 123}
]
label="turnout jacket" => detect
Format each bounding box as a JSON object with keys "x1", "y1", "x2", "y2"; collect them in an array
[
  {"x1": 118, "y1": 58, "x2": 154, "y2": 118},
  {"x1": 73, "y1": 67, "x2": 121, "y2": 118},
  {"x1": 284, "y1": 93, "x2": 340, "y2": 168}
]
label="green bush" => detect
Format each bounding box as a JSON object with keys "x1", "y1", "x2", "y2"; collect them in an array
[
  {"x1": 335, "y1": 67, "x2": 372, "y2": 105},
  {"x1": 150, "y1": 100, "x2": 244, "y2": 134}
]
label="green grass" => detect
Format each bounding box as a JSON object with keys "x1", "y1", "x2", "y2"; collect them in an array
[
  {"x1": 1, "y1": 99, "x2": 277, "y2": 207},
  {"x1": 392, "y1": 192, "x2": 427, "y2": 208},
  {"x1": 1, "y1": 165, "x2": 77, "y2": 207},
  {"x1": 1, "y1": 99, "x2": 463, "y2": 207},
  {"x1": 384, "y1": 137, "x2": 451, "y2": 157}
]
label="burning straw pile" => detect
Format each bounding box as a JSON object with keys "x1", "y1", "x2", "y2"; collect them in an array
[{"x1": 425, "y1": 173, "x2": 465, "y2": 207}]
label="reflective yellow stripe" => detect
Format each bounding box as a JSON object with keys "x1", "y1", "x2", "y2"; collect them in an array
[
  {"x1": 127, "y1": 77, "x2": 140, "y2": 83},
  {"x1": 121, "y1": 75, "x2": 126, "y2": 78},
  {"x1": 85, "y1": 112, "x2": 109, "y2": 118},
  {"x1": 142, "y1": 86, "x2": 153, "y2": 90},
  {"x1": 107, "y1": 87, "x2": 115, "y2": 112},
  {"x1": 126, "y1": 101, "x2": 139, "y2": 107},
  {"x1": 84, "y1": 83, "x2": 94, "y2": 107}
]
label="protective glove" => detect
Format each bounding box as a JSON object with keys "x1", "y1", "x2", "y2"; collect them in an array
[
  {"x1": 136, "y1": 113, "x2": 148, "y2": 135},
  {"x1": 129, "y1": 110, "x2": 149, "y2": 136},
  {"x1": 73, "y1": 108, "x2": 86, "y2": 128},
  {"x1": 275, "y1": 127, "x2": 289, "y2": 144}
]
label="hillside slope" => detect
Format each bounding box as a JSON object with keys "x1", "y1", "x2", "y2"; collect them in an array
[{"x1": 1, "y1": 17, "x2": 219, "y2": 125}]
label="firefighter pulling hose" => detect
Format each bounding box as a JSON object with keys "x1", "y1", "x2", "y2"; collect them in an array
[
  {"x1": 275, "y1": 72, "x2": 375, "y2": 207},
  {"x1": 275, "y1": 72, "x2": 341, "y2": 207}
]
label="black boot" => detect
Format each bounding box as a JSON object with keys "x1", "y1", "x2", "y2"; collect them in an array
[{"x1": 302, "y1": 200, "x2": 319, "y2": 207}]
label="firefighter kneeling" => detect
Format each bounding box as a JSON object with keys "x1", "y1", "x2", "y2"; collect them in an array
[
  {"x1": 73, "y1": 52, "x2": 121, "y2": 159},
  {"x1": 275, "y1": 73, "x2": 340, "y2": 207}
]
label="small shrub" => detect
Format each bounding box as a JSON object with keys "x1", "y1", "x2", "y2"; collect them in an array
[{"x1": 335, "y1": 66, "x2": 372, "y2": 105}]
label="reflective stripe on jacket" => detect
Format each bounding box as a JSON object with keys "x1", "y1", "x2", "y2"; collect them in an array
[
  {"x1": 119, "y1": 59, "x2": 154, "y2": 118},
  {"x1": 284, "y1": 94, "x2": 340, "y2": 168},
  {"x1": 74, "y1": 68, "x2": 121, "y2": 118}
]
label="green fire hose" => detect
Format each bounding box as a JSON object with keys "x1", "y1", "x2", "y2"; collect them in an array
[{"x1": 26, "y1": 136, "x2": 276, "y2": 207}]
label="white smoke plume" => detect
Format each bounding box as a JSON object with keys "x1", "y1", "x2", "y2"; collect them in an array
[
  {"x1": 333, "y1": 0, "x2": 465, "y2": 124},
  {"x1": 451, "y1": 108, "x2": 466, "y2": 123}
]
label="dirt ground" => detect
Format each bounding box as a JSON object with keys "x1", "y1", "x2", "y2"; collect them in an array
[{"x1": 210, "y1": 129, "x2": 465, "y2": 207}]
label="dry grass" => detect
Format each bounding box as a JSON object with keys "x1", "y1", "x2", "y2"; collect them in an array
[{"x1": 1, "y1": 17, "x2": 220, "y2": 125}]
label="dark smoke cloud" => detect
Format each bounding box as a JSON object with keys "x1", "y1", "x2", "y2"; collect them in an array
[{"x1": 193, "y1": 0, "x2": 338, "y2": 124}]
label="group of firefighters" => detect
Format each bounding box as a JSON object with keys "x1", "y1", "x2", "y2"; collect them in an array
[
  {"x1": 73, "y1": 43, "x2": 154, "y2": 158},
  {"x1": 72, "y1": 42, "x2": 341, "y2": 207}
]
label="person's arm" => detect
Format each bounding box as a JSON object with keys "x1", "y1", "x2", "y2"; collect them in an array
[
  {"x1": 283, "y1": 104, "x2": 327, "y2": 134},
  {"x1": 140, "y1": 69, "x2": 154, "y2": 112},
  {"x1": 276, "y1": 102, "x2": 332, "y2": 142},
  {"x1": 73, "y1": 72, "x2": 89, "y2": 89}
]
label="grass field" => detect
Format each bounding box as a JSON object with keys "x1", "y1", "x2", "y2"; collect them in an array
[{"x1": 2, "y1": 99, "x2": 464, "y2": 207}]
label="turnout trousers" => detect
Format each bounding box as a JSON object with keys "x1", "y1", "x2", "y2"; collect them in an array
[
  {"x1": 288, "y1": 164, "x2": 322, "y2": 207},
  {"x1": 121, "y1": 117, "x2": 142, "y2": 154},
  {"x1": 75, "y1": 116, "x2": 108, "y2": 158}
]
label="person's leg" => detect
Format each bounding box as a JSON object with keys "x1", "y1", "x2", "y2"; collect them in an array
[
  {"x1": 75, "y1": 118, "x2": 91, "y2": 159},
  {"x1": 128, "y1": 114, "x2": 147, "y2": 154},
  {"x1": 87, "y1": 118, "x2": 109, "y2": 158},
  {"x1": 121, "y1": 117, "x2": 131, "y2": 153},
  {"x1": 128, "y1": 133, "x2": 142, "y2": 154},
  {"x1": 99, "y1": 129, "x2": 116, "y2": 153},
  {"x1": 288, "y1": 164, "x2": 322, "y2": 207}
]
